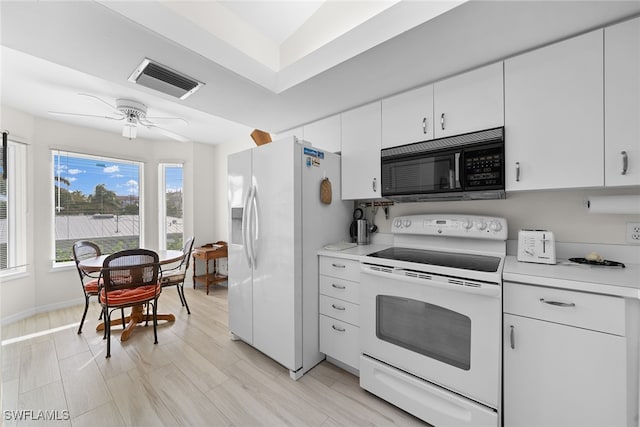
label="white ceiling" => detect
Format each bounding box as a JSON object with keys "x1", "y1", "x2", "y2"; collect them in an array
[{"x1": 2, "y1": 1, "x2": 640, "y2": 146}]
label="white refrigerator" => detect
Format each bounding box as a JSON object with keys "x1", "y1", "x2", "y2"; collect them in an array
[{"x1": 227, "y1": 137, "x2": 351, "y2": 379}]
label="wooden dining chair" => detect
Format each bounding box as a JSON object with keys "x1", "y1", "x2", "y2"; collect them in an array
[
  {"x1": 71, "y1": 240, "x2": 104, "y2": 334},
  {"x1": 160, "y1": 236, "x2": 195, "y2": 314},
  {"x1": 99, "y1": 249, "x2": 162, "y2": 358}
]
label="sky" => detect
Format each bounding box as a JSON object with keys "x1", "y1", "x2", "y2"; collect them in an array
[{"x1": 54, "y1": 154, "x2": 182, "y2": 196}]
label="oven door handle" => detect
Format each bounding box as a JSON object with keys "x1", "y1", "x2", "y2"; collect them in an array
[{"x1": 361, "y1": 266, "x2": 500, "y2": 298}]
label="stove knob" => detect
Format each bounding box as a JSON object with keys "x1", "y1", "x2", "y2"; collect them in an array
[
  {"x1": 489, "y1": 220, "x2": 503, "y2": 232},
  {"x1": 403, "y1": 219, "x2": 412, "y2": 228},
  {"x1": 462, "y1": 219, "x2": 474, "y2": 230},
  {"x1": 475, "y1": 220, "x2": 487, "y2": 231},
  {"x1": 394, "y1": 219, "x2": 402, "y2": 228}
]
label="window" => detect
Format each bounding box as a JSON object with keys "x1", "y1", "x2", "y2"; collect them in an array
[
  {"x1": 53, "y1": 150, "x2": 143, "y2": 264},
  {"x1": 159, "y1": 163, "x2": 183, "y2": 250},
  {"x1": 1, "y1": 136, "x2": 28, "y2": 274}
]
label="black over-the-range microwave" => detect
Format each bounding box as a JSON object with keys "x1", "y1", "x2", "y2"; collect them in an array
[{"x1": 381, "y1": 127, "x2": 505, "y2": 202}]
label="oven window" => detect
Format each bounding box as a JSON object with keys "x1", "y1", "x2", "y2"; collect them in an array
[{"x1": 376, "y1": 295, "x2": 471, "y2": 370}]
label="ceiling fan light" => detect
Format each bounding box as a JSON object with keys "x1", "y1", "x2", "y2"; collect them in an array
[{"x1": 122, "y1": 122, "x2": 137, "y2": 139}]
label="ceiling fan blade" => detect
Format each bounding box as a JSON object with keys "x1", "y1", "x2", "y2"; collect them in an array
[
  {"x1": 48, "y1": 111, "x2": 124, "y2": 120},
  {"x1": 78, "y1": 93, "x2": 122, "y2": 116},
  {"x1": 143, "y1": 116, "x2": 188, "y2": 126},
  {"x1": 142, "y1": 122, "x2": 189, "y2": 142}
]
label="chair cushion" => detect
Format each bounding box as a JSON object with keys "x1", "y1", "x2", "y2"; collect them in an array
[
  {"x1": 160, "y1": 271, "x2": 186, "y2": 285},
  {"x1": 84, "y1": 278, "x2": 102, "y2": 294},
  {"x1": 100, "y1": 283, "x2": 161, "y2": 306}
]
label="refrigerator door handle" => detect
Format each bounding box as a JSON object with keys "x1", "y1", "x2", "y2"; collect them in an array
[
  {"x1": 250, "y1": 185, "x2": 258, "y2": 267},
  {"x1": 242, "y1": 185, "x2": 253, "y2": 268}
]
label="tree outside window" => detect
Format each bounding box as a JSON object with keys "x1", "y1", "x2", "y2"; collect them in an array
[
  {"x1": 159, "y1": 164, "x2": 183, "y2": 251},
  {"x1": 53, "y1": 151, "x2": 142, "y2": 263}
]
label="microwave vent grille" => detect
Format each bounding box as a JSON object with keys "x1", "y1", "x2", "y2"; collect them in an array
[{"x1": 382, "y1": 127, "x2": 504, "y2": 159}]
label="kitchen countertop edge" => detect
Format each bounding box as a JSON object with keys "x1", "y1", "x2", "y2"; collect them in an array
[
  {"x1": 503, "y1": 256, "x2": 640, "y2": 299},
  {"x1": 317, "y1": 244, "x2": 390, "y2": 261}
]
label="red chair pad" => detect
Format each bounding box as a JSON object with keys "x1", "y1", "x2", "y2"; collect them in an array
[
  {"x1": 100, "y1": 283, "x2": 161, "y2": 306},
  {"x1": 84, "y1": 278, "x2": 101, "y2": 294}
]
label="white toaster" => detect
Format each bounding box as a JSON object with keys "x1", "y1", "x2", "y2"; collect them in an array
[{"x1": 517, "y1": 230, "x2": 556, "y2": 264}]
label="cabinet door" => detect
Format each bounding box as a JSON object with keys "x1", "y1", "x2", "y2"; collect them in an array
[
  {"x1": 303, "y1": 114, "x2": 341, "y2": 153},
  {"x1": 341, "y1": 101, "x2": 382, "y2": 200},
  {"x1": 433, "y1": 62, "x2": 504, "y2": 139},
  {"x1": 503, "y1": 314, "x2": 627, "y2": 427},
  {"x1": 275, "y1": 126, "x2": 303, "y2": 142},
  {"x1": 381, "y1": 85, "x2": 434, "y2": 149},
  {"x1": 505, "y1": 29, "x2": 604, "y2": 191},
  {"x1": 605, "y1": 17, "x2": 640, "y2": 186}
]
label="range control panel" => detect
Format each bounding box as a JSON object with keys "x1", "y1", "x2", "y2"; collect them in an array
[{"x1": 392, "y1": 214, "x2": 508, "y2": 240}]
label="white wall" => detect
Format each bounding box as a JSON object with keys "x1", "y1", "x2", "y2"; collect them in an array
[
  {"x1": 0, "y1": 106, "x2": 217, "y2": 323},
  {"x1": 211, "y1": 137, "x2": 254, "y2": 242},
  {"x1": 209, "y1": 138, "x2": 640, "y2": 248},
  {"x1": 364, "y1": 187, "x2": 640, "y2": 245}
]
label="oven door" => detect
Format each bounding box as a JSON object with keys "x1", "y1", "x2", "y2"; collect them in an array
[{"x1": 360, "y1": 264, "x2": 501, "y2": 409}]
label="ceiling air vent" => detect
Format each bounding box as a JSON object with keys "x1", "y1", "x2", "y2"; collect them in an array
[{"x1": 128, "y1": 58, "x2": 204, "y2": 100}]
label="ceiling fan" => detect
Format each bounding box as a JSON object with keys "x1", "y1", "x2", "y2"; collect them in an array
[{"x1": 48, "y1": 93, "x2": 189, "y2": 142}]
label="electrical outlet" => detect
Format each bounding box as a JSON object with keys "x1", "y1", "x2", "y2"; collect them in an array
[{"x1": 626, "y1": 222, "x2": 640, "y2": 244}]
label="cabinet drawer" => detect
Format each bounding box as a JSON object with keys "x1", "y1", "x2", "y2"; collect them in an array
[
  {"x1": 319, "y1": 275, "x2": 359, "y2": 304},
  {"x1": 320, "y1": 315, "x2": 360, "y2": 369},
  {"x1": 319, "y1": 295, "x2": 359, "y2": 325},
  {"x1": 319, "y1": 256, "x2": 360, "y2": 282},
  {"x1": 504, "y1": 282, "x2": 625, "y2": 336}
]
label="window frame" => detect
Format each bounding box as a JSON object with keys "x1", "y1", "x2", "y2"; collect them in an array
[
  {"x1": 158, "y1": 163, "x2": 184, "y2": 251},
  {"x1": 0, "y1": 137, "x2": 28, "y2": 278},
  {"x1": 51, "y1": 150, "x2": 145, "y2": 267}
]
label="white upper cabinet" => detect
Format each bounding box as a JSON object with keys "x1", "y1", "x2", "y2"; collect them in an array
[
  {"x1": 341, "y1": 101, "x2": 382, "y2": 200},
  {"x1": 381, "y1": 85, "x2": 434, "y2": 149},
  {"x1": 605, "y1": 17, "x2": 640, "y2": 187},
  {"x1": 303, "y1": 114, "x2": 341, "y2": 153},
  {"x1": 434, "y1": 62, "x2": 504, "y2": 139},
  {"x1": 275, "y1": 126, "x2": 303, "y2": 142},
  {"x1": 505, "y1": 29, "x2": 604, "y2": 191}
]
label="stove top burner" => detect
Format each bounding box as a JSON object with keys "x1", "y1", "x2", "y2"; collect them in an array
[{"x1": 367, "y1": 247, "x2": 501, "y2": 272}]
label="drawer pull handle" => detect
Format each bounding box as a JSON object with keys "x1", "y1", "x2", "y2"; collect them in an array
[
  {"x1": 331, "y1": 263, "x2": 346, "y2": 269},
  {"x1": 331, "y1": 283, "x2": 346, "y2": 290},
  {"x1": 509, "y1": 325, "x2": 515, "y2": 349},
  {"x1": 332, "y1": 325, "x2": 346, "y2": 332},
  {"x1": 540, "y1": 298, "x2": 575, "y2": 308},
  {"x1": 331, "y1": 304, "x2": 346, "y2": 311}
]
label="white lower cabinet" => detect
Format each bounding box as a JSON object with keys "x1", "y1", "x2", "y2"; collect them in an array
[
  {"x1": 503, "y1": 282, "x2": 629, "y2": 427},
  {"x1": 318, "y1": 255, "x2": 360, "y2": 371}
]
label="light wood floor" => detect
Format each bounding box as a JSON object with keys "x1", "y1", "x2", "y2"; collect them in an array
[{"x1": 1, "y1": 283, "x2": 425, "y2": 426}]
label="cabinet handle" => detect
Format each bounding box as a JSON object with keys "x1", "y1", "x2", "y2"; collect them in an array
[
  {"x1": 422, "y1": 117, "x2": 427, "y2": 134},
  {"x1": 440, "y1": 113, "x2": 445, "y2": 131},
  {"x1": 331, "y1": 304, "x2": 346, "y2": 311},
  {"x1": 331, "y1": 263, "x2": 345, "y2": 269},
  {"x1": 621, "y1": 151, "x2": 628, "y2": 175},
  {"x1": 515, "y1": 162, "x2": 521, "y2": 182},
  {"x1": 331, "y1": 283, "x2": 346, "y2": 289},
  {"x1": 372, "y1": 178, "x2": 377, "y2": 192},
  {"x1": 539, "y1": 298, "x2": 575, "y2": 308},
  {"x1": 332, "y1": 324, "x2": 346, "y2": 332},
  {"x1": 509, "y1": 325, "x2": 515, "y2": 349}
]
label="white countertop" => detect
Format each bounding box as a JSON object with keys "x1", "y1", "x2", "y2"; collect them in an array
[
  {"x1": 503, "y1": 256, "x2": 640, "y2": 299},
  {"x1": 317, "y1": 244, "x2": 390, "y2": 261}
]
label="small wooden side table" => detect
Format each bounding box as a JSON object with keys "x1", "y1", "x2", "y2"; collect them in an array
[{"x1": 192, "y1": 242, "x2": 228, "y2": 294}]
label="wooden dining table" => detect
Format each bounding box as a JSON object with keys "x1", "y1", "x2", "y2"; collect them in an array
[{"x1": 79, "y1": 249, "x2": 184, "y2": 342}]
